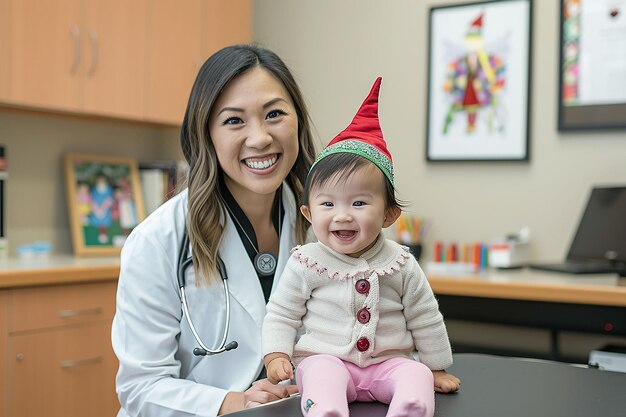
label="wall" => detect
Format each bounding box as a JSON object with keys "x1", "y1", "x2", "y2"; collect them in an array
[
  {"x1": 253, "y1": 0, "x2": 626, "y2": 262},
  {"x1": 0, "y1": 110, "x2": 179, "y2": 254},
  {"x1": 253, "y1": 0, "x2": 626, "y2": 359}
]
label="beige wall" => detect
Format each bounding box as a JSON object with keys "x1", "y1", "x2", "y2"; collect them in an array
[
  {"x1": 253, "y1": 0, "x2": 626, "y2": 263},
  {"x1": 253, "y1": 0, "x2": 626, "y2": 359},
  {"x1": 0, "y1": 111, "x2": 180, "y2": 254}
]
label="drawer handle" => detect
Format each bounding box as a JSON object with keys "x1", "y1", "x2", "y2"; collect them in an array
[
  {"x1": 60, "y1": 356, "x2": 103, "y2": 368},
  {"x1": 58, "y1": 307, "x2": 103, "y2": 318}
]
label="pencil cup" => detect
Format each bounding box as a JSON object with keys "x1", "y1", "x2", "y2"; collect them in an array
[{"x1": 406, "y1": 244, "x2": 422, "y2": 261}]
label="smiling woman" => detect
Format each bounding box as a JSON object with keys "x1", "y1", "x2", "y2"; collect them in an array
[{"x1": 111, "y1": 44, "x2": 317, "y2": 417}]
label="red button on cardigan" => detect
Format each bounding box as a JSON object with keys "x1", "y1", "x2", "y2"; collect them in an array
[
  {"x1": 356, "y1": 337, "x2": 370, "y2": 352},
  {"x1": 355, "y1": 279, "x2": 370, "y2": 294},
  {"x1": 357, "y1": 307, "x2": 370, "y2": 324}
]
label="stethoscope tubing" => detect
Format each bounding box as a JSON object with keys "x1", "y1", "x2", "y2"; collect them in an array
[
  {"x1": 180, "y1": 278, "x2": 232, "y2": 355},
  {"x1": 178, "y1": 230, "x2": 237, "y2": 356}
]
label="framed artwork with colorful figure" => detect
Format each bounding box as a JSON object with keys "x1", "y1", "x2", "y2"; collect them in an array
[
  {"x1": 64, "y1": 153, "x2": 145, "y2": 256},
  {"x1": 558, "y1": 0, "x2": 626, "y2": 130},
  {"x1": 426, "y1": 0, "x2": 532, "y2": 161}
]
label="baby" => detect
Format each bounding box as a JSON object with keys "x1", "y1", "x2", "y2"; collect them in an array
[{"x1": 262, "y1": 78, "x2": 460, "y2": 417}]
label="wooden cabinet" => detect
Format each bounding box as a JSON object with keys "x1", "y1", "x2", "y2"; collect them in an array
[
  {"x1": 0, "y1": 292, "x2": 7, "y2": 417},
  {"x1": 144, "y1": 0, "x2": 251, "y2": 125},
  {"x1": 81, "y1": 0, "x2": 146, "y2": 119},
  {"x1": 0, "y1": 0, "x2": 251, "y2": 125},
  {"x1": 143, "y1": 0, "x2": 204, "y2": 126},
  {"x1": 4, "y1": 281, "x2": 118, "y2": 417},
  {"x1": 4, "y1": 0, "x2": 146, "y2": 119},
  {"x1": 204, "y1": 0, "x2": 252, "y2": 55},
  {"x1": 6, "y1": 0, "x2": 83, "y2": 112},
  {"x1": 0, "y1": 0, "x2": 10, "y2": 101}
]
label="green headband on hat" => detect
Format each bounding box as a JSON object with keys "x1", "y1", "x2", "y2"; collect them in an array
[{"x1": 311, "y1": 139, "x2": 394, "y2": 185}]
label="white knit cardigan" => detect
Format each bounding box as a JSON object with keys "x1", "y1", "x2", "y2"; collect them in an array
[{"x1": 262, "y1": 236, "x2": 453, "y2": 371}]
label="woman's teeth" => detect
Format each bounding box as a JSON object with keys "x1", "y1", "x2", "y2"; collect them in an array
[{"x1": 245, "y1": 156, "x2": 277, "y2": 169}]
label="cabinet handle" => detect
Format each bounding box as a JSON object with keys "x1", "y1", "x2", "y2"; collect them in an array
[
  {"x1": 69, "y1": 24, "x2": 81, "y2": 74},
  {"x1": 88, "y1": 29, "x2": 99, "y2": 76},
  {"x1": 60, "y1": 356, "x2": 102, "y2": 368},
  {"x1": 58, "y1": 307, "x2": 103, "y2": 318}
]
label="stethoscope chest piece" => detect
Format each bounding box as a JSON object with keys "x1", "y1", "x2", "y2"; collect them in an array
[{"x1": 254, "y1": 251, "x2": 277, "y2": 277}]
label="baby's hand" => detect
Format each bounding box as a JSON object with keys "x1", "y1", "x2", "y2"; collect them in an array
[
  {"x1": 267, "y1": 357, "x2": 294, "y2": 384},
  {"x1": 432, "y1": 370, "x2": 461, "y2": 393}
]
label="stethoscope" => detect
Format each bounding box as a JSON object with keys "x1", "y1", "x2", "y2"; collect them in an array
[{"x1": 178, "y1": 229, "x2": 238, "y2": 356}]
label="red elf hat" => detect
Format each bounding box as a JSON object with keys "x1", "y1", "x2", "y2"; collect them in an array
[{"x1": 312, "y1": 77, "x2": 394, "y2": 184}]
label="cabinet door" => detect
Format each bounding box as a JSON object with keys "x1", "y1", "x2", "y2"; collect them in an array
[
  {"x1": 0, "y1": 0, "x2": 10, "y2": 101},
  {"x1": 0, "y1": 292, "x2": 7, "y2": 417},
  {"x1": 83, "y1": 0, "x2": 146, "y2": 119},
  {"x1": 203, "y1": 0, "x2": 251, "y2": 60},
  {"x1": 9, "y1": 281, "x2": 116, "y2": 333},
  {"x1": 9, "y1": 322, "x2": 119, "y2": 417},
  {"x1": 8, "y1": 0, "x2": 82, "y2": 111},
  {"x1": 144, "y1": 0, "x2": 204, "y2": 125}
]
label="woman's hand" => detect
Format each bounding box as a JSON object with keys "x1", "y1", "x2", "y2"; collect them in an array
[
  {"x1": 432, "y1": 370, "x2": 461, "y2": 393},
  {"x1": 244, "y1": 379, "x2": 298, "y2": 408},
  {"x1": 218, "y1": 381, "x2": 298, "y2": 414}
]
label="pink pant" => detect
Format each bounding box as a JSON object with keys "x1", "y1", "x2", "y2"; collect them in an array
[{"x1": 296, "y1": 354, "x2": 434, "y2": 417}]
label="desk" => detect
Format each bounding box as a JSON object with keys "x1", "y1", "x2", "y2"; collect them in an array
[
  {"x1": 426, "y1": 268, "x2": 626, "y2": 307},
  {"x1": 426, "y1": 269, "x2": 626, "y2": 361},
  {"x1": 229, "y1": 353, "x2": 626, "y2": 417}
]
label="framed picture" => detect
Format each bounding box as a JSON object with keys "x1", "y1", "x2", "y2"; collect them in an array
[
  {"x1": 64, "y1": 153, "x2": 145, "y2": 256},
  {"x1": 426, "y1": 0, "x2": 532, "y2": 161},
  {"x1": 558, "y1": 0, "x2": 626, "y2": 130}
]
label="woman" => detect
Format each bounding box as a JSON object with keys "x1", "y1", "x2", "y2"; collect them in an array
[{"x1": 111, "y1": 44, "x2": 317, "y2": 417}]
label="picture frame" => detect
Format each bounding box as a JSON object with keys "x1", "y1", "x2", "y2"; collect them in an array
[
  {"x1": 426, "y1": 0, "x2": 532, "y2": 161},
  {"x1": 64, "y1": 153, "x2": 145, "y2": 256},
  {"x1": 558, "y1": 0, "x2": 626, "y2": 131}
]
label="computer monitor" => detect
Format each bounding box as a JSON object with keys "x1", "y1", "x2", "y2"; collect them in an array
[{"x1": 566, "y1": 186, "x2": 626, "y2": 266}]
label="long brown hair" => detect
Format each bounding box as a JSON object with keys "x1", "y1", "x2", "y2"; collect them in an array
[{"x1": 180, "y1": 44, "x2": 316, "y2": 285}]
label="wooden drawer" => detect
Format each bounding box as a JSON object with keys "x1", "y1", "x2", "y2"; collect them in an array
[
  {"x1": 9, "y1": 281, "x2": 117, "y2": 333},
  {"x1": 9, "y1": 321, "x2": 119, "y2": 417}
]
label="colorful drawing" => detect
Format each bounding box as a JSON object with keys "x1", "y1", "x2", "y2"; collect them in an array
[
  {"x1": 561, "y1": 0, "x2": 581, "y2": 104},
  {"x1": 65, "y1": 154, "x2": 144, "y2": 256},
  {"x1": 442, "y1": 12, "x2": 507, "y2": 135},
  {"x1": 427, "y1": 0, "x2": 531, "y2": 161}
]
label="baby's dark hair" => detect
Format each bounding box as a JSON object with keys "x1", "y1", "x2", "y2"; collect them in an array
[{"x1": 302, "y1": 153, "x2": 403, "y2": 211}]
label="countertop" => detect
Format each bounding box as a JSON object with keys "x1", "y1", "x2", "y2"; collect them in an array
[
  {"x1": 0, "y1": 255, "x2": 120, "y2": 288},
  {"x1": 1, "y1": 256, "x2": 625, "y2": 308}
]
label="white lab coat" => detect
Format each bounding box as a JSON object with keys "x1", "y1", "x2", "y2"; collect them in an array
[{"x1": 111, "y1": 184, "x2": 298, "y2": 417}]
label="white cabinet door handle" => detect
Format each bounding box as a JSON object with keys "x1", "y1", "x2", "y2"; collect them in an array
[{"x1": 69, "y1": 24, "x2": 81, "y2": 74}]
